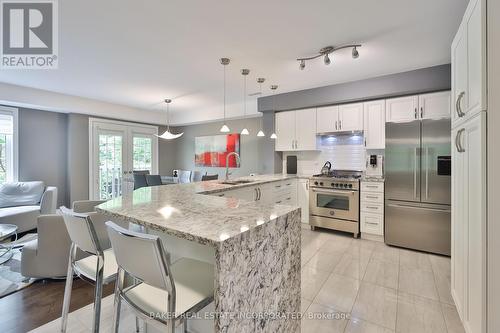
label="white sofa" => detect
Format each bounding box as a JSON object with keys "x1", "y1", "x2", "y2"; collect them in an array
[{"x1": 0, "y1": 181, "x2": 58, "y2": 233}]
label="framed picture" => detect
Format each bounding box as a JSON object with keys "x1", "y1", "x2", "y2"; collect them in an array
[{"x1": 195, "y1": 134, "x2": 240, "y2": 167}]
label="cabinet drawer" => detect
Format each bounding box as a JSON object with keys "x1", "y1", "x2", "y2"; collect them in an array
[
  {"x1": 361, "y1": 182, "x2": 384, "y2": 193},
  {"x1": 361, "y1": 192, "x2": 384, "y2": 203},
  {"x1": 361, "y1": 212, "x2": 383, "y2": 235},
  {"x1": 361, "y1": 202, "x2": 384, "y2": 214}
]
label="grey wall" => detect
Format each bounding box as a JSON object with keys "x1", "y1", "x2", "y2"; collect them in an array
[
  {"x1": 18, "y1": 108, "x2": 68, "y2": 207},
  {"x1": 67, "y1": 113, "x2": 90, "y2": 204},
  {"x1": 159, "y1": 117, "x2": 268, "y2": 178},
  {"x1": 258, "y1": 64, "x2": 451, "y2": 112}
]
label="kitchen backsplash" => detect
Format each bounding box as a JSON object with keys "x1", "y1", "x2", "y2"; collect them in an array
[{"x1": 282, "y1": 133, "x2": 369, "y2": 175}]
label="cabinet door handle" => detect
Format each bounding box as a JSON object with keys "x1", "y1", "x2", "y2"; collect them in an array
[
  {"x1": 456, "y1": 92, "x2": 466, "y2": 118},
  {"x1": 254, "y1": 188, "x2": 259, "y2": 201},
  {"x1": 366, "y1": 206, "x2": 379, "y2": 210},
  {"x1": 420, "y1": 107, "x2": 424, "y2": 119},
  {"x1": 335, "y1": 121, "x2": 338, "y2": 130},
  {"x1": 365, "y1": 195, "x2": 379, "y2": 199},
  {"x1": 414, "y1": 108, "x2": 418, "y2": 119},
  {"x1": 258, "y1": 188, "x2": 262, "y2": 200},
  {"x1": 339, "y1": 120, "x2": 342, "y2": 130},
  {"x1": 456, "y1": 128, "x2": 465, "y2": 153},
  {"x1": 365, "y1": 221, "x2": 379, "y2": 225}
]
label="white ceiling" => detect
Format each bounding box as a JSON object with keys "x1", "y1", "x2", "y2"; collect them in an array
[{"x1": 0, "y1": 0, "x2": 467, "y2": 125}]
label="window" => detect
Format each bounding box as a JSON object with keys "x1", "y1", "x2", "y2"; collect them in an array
[{"x1": 0, "y1": 106, "x2": 18, "y2": 184}]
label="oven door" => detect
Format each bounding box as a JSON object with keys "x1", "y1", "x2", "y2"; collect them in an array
[{"x1": 310, "y1": 187, "x2": 359, "y2": 221}]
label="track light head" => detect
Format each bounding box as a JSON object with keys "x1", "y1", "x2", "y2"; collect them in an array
[
  {"x1": 324, "y1": 54, "x2": 331, "y2": 65},
  {"x1": 299, "y1": 60, "x2": 305, "y2": 70},
  {"x1": 352, "y1": 47, "x2": 359, "y2": 59}
]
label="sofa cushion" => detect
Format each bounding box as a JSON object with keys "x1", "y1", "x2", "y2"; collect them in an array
[{"x1": 0, "y1": 181, "x2": 45, "y2": 208}]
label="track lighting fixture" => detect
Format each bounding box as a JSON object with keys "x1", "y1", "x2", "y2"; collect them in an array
[{"x1": 297, "y1": 44, "x2": 361, "y2": 70}]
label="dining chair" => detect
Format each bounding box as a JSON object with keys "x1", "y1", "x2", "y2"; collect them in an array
[
  {"x1": 60, "y1": 206, "x2": 119, "y2": 333},
  {"x1": 105, "y1": 221, "x2": 214, "y2": 333},
  {"x1": 133, "y1": 174, "x2": 148, "y2": 190},
  {"x1": 201, "y1": 174, "x2": 219, "y2": 181},
  {"x1": 145, "y1": 175, "x2": 163, "y2": 186}
]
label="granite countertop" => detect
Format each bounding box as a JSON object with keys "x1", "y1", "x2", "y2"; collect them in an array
[{"x1": 96, "y1": 174, "x2": 300, "y2": 247}]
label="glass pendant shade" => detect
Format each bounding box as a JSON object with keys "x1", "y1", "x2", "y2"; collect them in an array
[
  {"x1": 220, "y1": 124, "x2": 230, "y2": 133},
  {"x1": 156, "y1": 99, "x2": 183, "y2": 140},
  {"x1": 241, "y1": 128, "x2": 249, "y2": 135},
  {"x1": 270, "y1": 133, "x2": 277, "y2": 139},
  {"x1": 257, "y1": 130, "x2": 265, "y2": 137}
]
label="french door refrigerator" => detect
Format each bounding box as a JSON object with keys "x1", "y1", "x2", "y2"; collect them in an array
[{"x1": 385, "y1": 118, "x2": 451, "y2": 255}]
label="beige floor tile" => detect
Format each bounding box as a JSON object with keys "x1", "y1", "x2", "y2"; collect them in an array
[
  {"x1": 301, "y1": 266, "x2": 330, "y2": 301},
  {"x1": 318, "y1": 236, "x2": 353, "y2": 254},
  {"x1": 345, "y1": 317, "x2": 395, "y2": 333},
  {"x1": 351, "y1": 282, "x2": 397, "y2": 330},
  {"x1": 333, "y1": 251, "x2": 371, "y2": 280},
  {"x1": 301, "y1": 302, "x2": 349, "y2": 333},
  {"x1": 428, "y1": 254, "x2": 451, "y2": 280},
  {"x1": 371, "y1": 244, "x2": 400, "y2": 264},
  {"x1": 305, "y1": 250, "x2": 343, "y2": 273},
  {"x1": 398, "y1": 266, "x2": 439, "y2": 301},
  {"x1": 313, "y1": 273, "x2": 360, "y2": 312},
  {"x1": 301, "y1": 247, "x2": 318, "y2": 267},
  {"x1": 441, "y1": 303, "x2": 465, "y2": 333},
  {"x1": 396, "y1": 291, "x2": 447, "y2": 333},
  {"x1": 363, "y1": 259, "x2": 399, "y2": 290},
  {"x1": 351, "y1": 238, "x2": 378, "y2": 252},
  {"x1": 301, "y1": 298, "x2": 312, "y2": 314},
  {"x1": 399, "y1": 249, "x2": 433, "y2": 271},
  {"x1": 433, "y1": 270, "x2": 454, "y2": 305}
]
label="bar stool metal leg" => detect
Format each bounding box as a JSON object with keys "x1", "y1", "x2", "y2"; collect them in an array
[
  {"x1": 61, "y1": 244, "x2": 75, "y2": 333},
  {"x1": 91, "y1": 256, "x2": 105, "y2": 333},
  {"x1": 112, "y1": 269, "x2": 123, "y2": 333}
]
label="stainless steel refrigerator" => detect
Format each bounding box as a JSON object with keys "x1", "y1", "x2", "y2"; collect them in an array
[{"x1": 385, "y1": 118, "x2": 451, "y2": 255}]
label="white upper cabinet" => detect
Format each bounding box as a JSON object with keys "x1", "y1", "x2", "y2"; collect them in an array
[
  {"x1": 275, "y1": 111, "x2": 295, "y2": 151},
  {"x1": 419, "y1": 91, "x2": 451, "y2": 120},
  {"x1": 316, "y1": 105, "x2": 339, "y2": 133},
  {"x1": 363, "y1": 100, "x2": 385, "y2": 149},
  {"x1": 385, "y1": 96, "x2": 419, "y2": 123},
  {"x1": 338, "y1": 103, "x2": 364, "y2": 131},
  {"x1": 295, "y1": 108, "x2": 317, "y2": 150},
  {"x1": 316, "y1": 103, "x2": 363, "y2": 133},
  {"x1": 451, "y1": 0, "x2": 486, "y2": 127},
  {"x1": 275, "y1": 109, "x2": 317, "y2": 151}
]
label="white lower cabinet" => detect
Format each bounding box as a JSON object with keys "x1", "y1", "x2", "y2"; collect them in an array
[
  {"x1": 297, "y1": 179, "x2": 309, "y2": 224},
  {"x1": 451, "y1": 112, "x2": 487, "y2": 333},
  {"x1": 360, "y1": 181, "x2": 384, "y2": 236}
]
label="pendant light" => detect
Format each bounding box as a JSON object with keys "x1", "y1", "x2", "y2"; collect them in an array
[
  {"x1": 256, "y1": 78, "x2": 266, "y2": 137},
  {"x1": 270, "y1": 85, "x2": 278, "y2": 139},
  {"x1": 156, "y1": 99, "x2": 183, "y2": 140},
  {"x1": 220, "y1": 58, "x2": 230, "y2": 133},
  {"x1": 240, "y1": 69, "x2": 250, "y2": 135}
]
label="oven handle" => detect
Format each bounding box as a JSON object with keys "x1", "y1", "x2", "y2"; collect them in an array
[{"x1": 311, "y1": 188, "x2": 356, "y2": 195}]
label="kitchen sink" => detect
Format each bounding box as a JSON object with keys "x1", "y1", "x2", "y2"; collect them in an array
[{"x1": 219, "y1": 180, "x2": 254, "y2": 185}]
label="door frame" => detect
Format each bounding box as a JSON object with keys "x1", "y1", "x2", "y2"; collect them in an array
[{"x1": 89, "y1": 118, "x2": 159, "y2": 200}]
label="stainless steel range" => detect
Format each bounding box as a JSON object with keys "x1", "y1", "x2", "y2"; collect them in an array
[{"x1": 309, "y1": 170, "x2": 361, "y2": 238}]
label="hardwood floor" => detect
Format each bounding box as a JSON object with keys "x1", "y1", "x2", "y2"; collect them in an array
[{"x1": 0, "y1": 278, "x2": 114, "y2": 333}]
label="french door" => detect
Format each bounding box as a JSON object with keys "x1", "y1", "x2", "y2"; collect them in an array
[{"x1": 89, "y1": 118, "x2": 158, "y2": 200}]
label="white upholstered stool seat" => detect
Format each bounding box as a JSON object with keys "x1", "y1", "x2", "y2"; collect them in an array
[
  {"x1": 74, "y1": 248, "x2": 118, "y2": 283},
  {"x1": 124, "y1": 258, "x2": 214, "y2": 317}
]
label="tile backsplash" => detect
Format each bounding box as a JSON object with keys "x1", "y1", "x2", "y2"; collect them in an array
[{"x1": 283, "y1": 133, "x2": 368, "y2": 175}]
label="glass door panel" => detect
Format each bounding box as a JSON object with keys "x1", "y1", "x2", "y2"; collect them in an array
[
  {"x1": 97, "y1": 133, "x2": 124, "y2": 200},
  {"x1": 132, "y1": 136, "x2": 153, "y2": 172}
]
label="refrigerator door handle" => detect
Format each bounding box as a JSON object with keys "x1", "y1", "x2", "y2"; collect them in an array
[
  {"x1": 387, "y1": 203, "x2": 451, "y2": 213},
  {"x1": 425, "y1": 147, "x2": 429, "y2": 199},
  {"x1": 414, "y1": 148, "x2": 418, "y2": 199}
]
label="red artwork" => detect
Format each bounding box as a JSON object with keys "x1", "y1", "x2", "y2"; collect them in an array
[{"x1": 195, "y1": 134, "x2": 240, "y2": 167}]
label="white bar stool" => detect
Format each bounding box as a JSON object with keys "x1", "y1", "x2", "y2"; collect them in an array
[
  {"x1": 60, "y1": 206, "x2": 119, "y2": 333},
  {"x1": 105, "y1": 221, "x2": 214, "y2": 333}
]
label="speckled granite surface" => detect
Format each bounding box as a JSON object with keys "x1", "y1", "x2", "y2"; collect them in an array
[{"x1": 97, "y1": 174, "x2": 301, "y2": 332}]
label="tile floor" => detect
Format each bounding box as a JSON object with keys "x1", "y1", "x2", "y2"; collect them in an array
[{"x1": 30, "y1": 226, "x2": 464, "y2": 333}]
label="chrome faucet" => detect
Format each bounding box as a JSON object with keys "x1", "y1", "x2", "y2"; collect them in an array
[{"x1": 225, "y1": 152, "x2": 241, "y2": 181}]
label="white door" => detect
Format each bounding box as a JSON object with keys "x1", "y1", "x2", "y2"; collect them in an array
[
  {"x1": 295, "y1": 108, "x2": 317, "y2": 150},
  {"x1": 419, "y1": 91, "x2": 451, "y2": 120},
  {"x1": 275, "y1": 111, "x2": 295, "y2": 151},
  {"x1": 338, "y1": 103, "x2": 364, "y2": 131},
  {"x1": 316, "y1": 105, "x2": 339, "y2": 133},
  {"x1": 451, "y1": 24, "x2": 468, "y2": 125},
  {"x1": 297, "y1": 179, "x2": 309, "y2": 224},
  {"x1": 90, "y1": 119, "x2": 158, "y2": 200},
  {"x1": 386, "y1": 96, "x2": 419, "y2": 123},
  {"x1": 363, "y1": 100, "x2": 386, "y2": 149}
]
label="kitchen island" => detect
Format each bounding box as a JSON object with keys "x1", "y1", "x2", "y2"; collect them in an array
[{"x1": 97, "y1": 174, "x2": 301, "y2": 333}]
